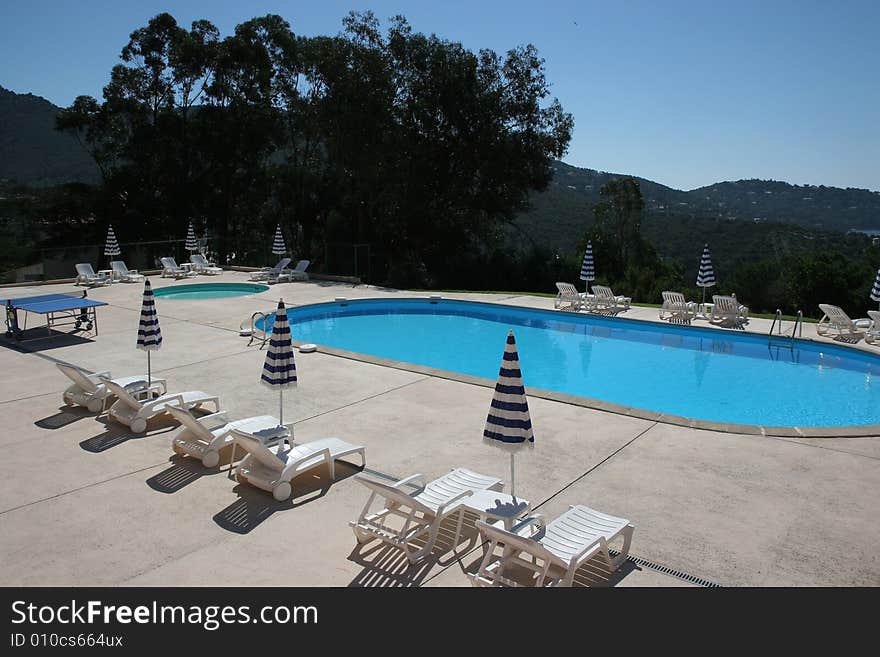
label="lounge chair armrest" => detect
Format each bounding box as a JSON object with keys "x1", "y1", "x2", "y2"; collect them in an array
[
  {"x1": 435, "y1": 489, "x2": 473, "y2": 515},
  {"x1": 197, "y1": 411, "x2": 229, "y2": 430},
  {"x1": 392, "y1": 473, "x2": 426, "y2": 490},
  {"x1": 507, "y1": 514, "x2": 546, "y2": 536}
]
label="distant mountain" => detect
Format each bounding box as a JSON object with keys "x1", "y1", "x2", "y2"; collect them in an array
[
  {"x1": 0, "y1": 86, "x2": 100, "y2": 186},
  {"x1": 515, "y1": 162, "x2": 880, "y2": 253}
]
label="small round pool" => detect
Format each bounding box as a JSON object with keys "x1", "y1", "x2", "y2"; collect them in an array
[{"x1": 153, "y1": 282, "x2": 269, "y2": 300}]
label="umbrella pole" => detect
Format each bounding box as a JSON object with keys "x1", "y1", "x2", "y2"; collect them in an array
[
  {"x1": 510, "y1": 453, "x2": 516, "y2": 499},
  {"x1": 147, "y1": 352, "x2": 151, "y2": 388},
  {"x1": 279, "y1": 388, "x2": 283, "y2": 427}
]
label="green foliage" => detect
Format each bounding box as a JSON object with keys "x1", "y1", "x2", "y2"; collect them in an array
[{"x1": 48, "y1": 11, "x2": 572, "y2": 287}]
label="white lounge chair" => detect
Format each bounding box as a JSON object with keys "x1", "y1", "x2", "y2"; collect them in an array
[
  {"x1": 102, "y1": 378, "x2": 220, "y2": 434},
  {"x1": 471, "y1": 504, "x2": 635, "y2": 587},
  {"x1": 591, "y1": 285, "x2": 631, "y2": 312},
  {"x1": 554, "y1": 282, "x2": 586, "y2": 311},
  {"x1": 110, "y1": 261, "x2": 144, "y2": 283},
  {"x1": 350, "y1": 468, "x2": 503, "y2": 563},
  {"x1": 166, "y1": 405, "x2": 287, "y2": 468},
  {"x1": 189, "y1": 254, "x2": 223, "y2": 275},
  {"x1": 231, "y1": 430, "x2": 365, "y2": 501},
  {"x1": 275, "y1": 259, "x2": 310, "y2": 283},
  {"x1": 249, "y1": 258, "x2": 291, "y2": 282},
  {"x1": 57, "y1": 363, "x2": 165, "y2": 413},
  {"x1": 816, "y1": 304, "x2": 870, "y2": 339},
  {"x1": 710, "y1": 295, "x2": 749, "y2": 326},
  {"x1": 659, "y1": 291, "x2": 696, "y2": 323},
  {"x1": 865, "y1": 310, "x2": 880, "y2": 345},
  {"x1": 74, "y1": 263, "x2": 111, "y2": 287},
  {"x1": 160, "y1": 257, "x2": 195, "y2": 279}
]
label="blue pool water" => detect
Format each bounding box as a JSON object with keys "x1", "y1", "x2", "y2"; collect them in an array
[
  {"x1": 154, "y1": 283, "x2": 268, "y2": 300},
  {"x1": 260, "y1": 299, "x2": 880, "y2": 427}
]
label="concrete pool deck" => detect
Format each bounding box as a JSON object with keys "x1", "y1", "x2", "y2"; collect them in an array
[{"x1": 0, "y1": 272, "x2": 877, "y2": 586}]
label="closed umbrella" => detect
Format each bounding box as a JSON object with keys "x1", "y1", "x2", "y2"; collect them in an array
[
  {"x1": 185, "y1": 222, "x2": 199, "y2": 254},
  {"x1": 136, "y1": 279, "x2": 162, "y2": 387},
  {"x1": 272, "y1": 225, "x2": 286, "y2": 256},
  {"x1": 696, "y1": 244, "x2": 716, "y2": 309},
  {"x1": 261, "y1": 299, "x2": 297, "y2": 427},
  {"x1": 483, "y1": 330, "x2": 534, "y2": 497},
  {"x1": 579, "y1": 241, "x2": 595, "y2": 294},
  {"x1": 104, "y1": 225, "x2": 121, "y2": 266},
  {"x1": 870, "y1": 268, "x2": 880, "y2": 310}
]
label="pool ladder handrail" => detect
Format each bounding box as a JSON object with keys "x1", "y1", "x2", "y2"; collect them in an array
[
  {"x1": 247, "y1": 311, "x2": 270, "y2": 349},
  {"x1": 768, "y1": 309, "x2": 803, "y2": 344}
]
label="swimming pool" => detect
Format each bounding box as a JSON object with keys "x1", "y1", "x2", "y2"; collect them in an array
[
  {"x1": 154, "y1": 283, "x2": 269, "y2": 300},
  {"x1": 259, "y1": 298, "x2": 880, "y2": 428}
]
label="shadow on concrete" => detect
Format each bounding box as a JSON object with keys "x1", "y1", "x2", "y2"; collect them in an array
[
  {"x1": 35, "y1": 406, "x2": 92, "y2": 430},
  {"x1": 455, "y1": 548, "x2": 640, "y2": 587},
  {"x1": 146, "y1": 455, "x2": 221, "y2": 493},
  {"x1": 1, "y1": 330, "x2": 94, "y2": 352},
  {"x1": 346, "y1": 513, "x2": 481, "y2": 587},
  {"x1": 79, "y1": 416, "x2": 177, "y2": 453},
  {"x1": 213, "y1": 461, "x2": 361, "y2": 534}
]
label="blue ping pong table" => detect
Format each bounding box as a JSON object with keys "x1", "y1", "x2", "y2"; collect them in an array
[{"x1": 2, "y1": 293, "x2": 108, "y2": 341}]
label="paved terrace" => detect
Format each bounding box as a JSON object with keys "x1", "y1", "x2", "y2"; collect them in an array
[{"x1": 0, "y1": 272, "x2": 877, "y2": 587}]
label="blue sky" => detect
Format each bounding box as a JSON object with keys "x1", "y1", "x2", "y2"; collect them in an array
[{"x1": 1, "y1": 0, "x2": 877, "y2": 191}]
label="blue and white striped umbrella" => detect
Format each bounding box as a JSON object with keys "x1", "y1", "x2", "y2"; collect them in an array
[
  {"x1": 185, "y1": 222, "x2": 199, "y2": 252},
  {"x1": 696, "y1": 244, "x2": 716, "y2": 306},
  {"x1": 870, "y1": 268, "x2": 880, "y2": 308},
  {"x1": 261, "y1": 299, "x2": 297, "y2": 425},
  {"x1": 579, "y1": 242, "x2": 595, "y2": 292},
  {"x1": 136, "y1": 279, "x2": 162, "y2": 385},
  {"x1": 104, "y1": 225, "x2": 121, "y2": 258},
  {"x1": 271, "y1": 225, "x2": 286, "y2": 255},
  {"x1": 484, "y1": 329, "x2": 534, "y2": 496}
]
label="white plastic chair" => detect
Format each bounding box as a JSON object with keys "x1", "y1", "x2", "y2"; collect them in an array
[
  {"x1": 160, "y1": 257, "x2": 195, "y2": 279},
  {"x1": 659, "y1": 291, "x2": 696, "y2": 322},
  {"x1": 275, "y1": 259, "x2": 310, "y2": 282},
  {"x1": 166, "y1": 405, "x2": 287, "y2": 468},
  {"x1": 350, "y1": 468, "x2": 503, "y2": 563},
  {"x1": 817, "y1": 304, "x2": 870, "y2": 339},
  {"x1": 102, "y1": 378, "x2": 220, "y2": 434},
  {"x1": 74, "y1": 263, "x2": 111, "y2": 287},
  {"x1": 249, "y1": 258, "x2": 291, "y2": 282},
  {"x1": 710, "y1": 295, "x2": 749, "y2": 326},
  {"x1": 189, "y1": 254, "x2": 223, "y2": 275},
  {"x1": 591, "y1": 285, "x2": 631, "y2": 312},
  {"x1": 231, "y1": 430, "x2": 365, "y2": 501},
  {"x1": 57, "y1": 363, "x2": 165, "y2": 413},
  {"x1": 554, "y1": 282, "x2": 585, "y2": 311},
  {"x1": 110, "y1": 261, "x2": 144, "y2": 283},
  {"x1": 471, "y1": 504, "x2": 635, "y2": 587}
]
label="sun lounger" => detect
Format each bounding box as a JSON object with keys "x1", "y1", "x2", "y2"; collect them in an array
[
  {"x1": 102, "y1": 378, "x2": 220, "y2": 434},
  {"x1": 471, "y1": 504, "x2": 635, "y2": 587},
  {"x1": 591, "y1": 285, "x2": 631, "y2": 312},
  {"x1": 274, "y1": 259, "x2": 310, "y2": 283},
  {"x1": 249, "y1": 258, "x2": 291, "y2": 282},
  {"x1": 816, "y1": 304, "x2": 870, "y2": 339},
  {"x1": 350, "y1": 467, "x2": 503, "y2": 563},
  {"x1": 231, "y1": 430, "x2": 365, "y2": 501},
  {"x1": 189, "y1": 254, "x2": 223, "y2": 275},
  {"x1": 74, "y1": 263, "x2": 111, "y2": 287},
  {"x1": 865, "y1": 311, "x2": 880, "y2": 345},
  {"x1": 110, "y1": 261, "x2": 144, "y2": 283},
  {"x1": 659, "y1": 291, "x2": 696, "y2": 323},
  {"x1": 710, "y1": 295, "x2": 749, "y2": 326},
  {"x1": 166, "y1": 406, "x2": 288, "y2": 468},
  {"x1": 554, "y1": 282, "x2": 587, "y2": 311},
  {"x1": 160, "y1": 257, "x2": 196, "y2": 279},
  {"x1": 57, "y1": 363, "x2": 165, "y2": 413}
]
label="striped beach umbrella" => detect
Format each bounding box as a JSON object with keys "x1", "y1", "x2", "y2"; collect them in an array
[
  {"x1": 579, "y1": 241, "x2": 595, "y2": 293},
  {"x1": 696, "y1": 244, "x2": 716, "y2": 306},
  {"x1": 185, "y1": 222, "x2": 199, "y2": 253},
  {"x1": 271, "y1": 224, "x2": 286, "y2": 255},
  {"x1": 261, "y1": 299, "x2": 297, "y2": 426},
  {"x1": 483, "y1": 329, "x2": 534, "y2": 497},
  {"x1": 870, "y1": 268, "x2": 880, "y2": 309},
  {"x1": 104, "y1": 225, "x2": 121, "y2": 259},
  {"x1": 136, "y1": 279, "x2": 162, "y2": 386}
]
